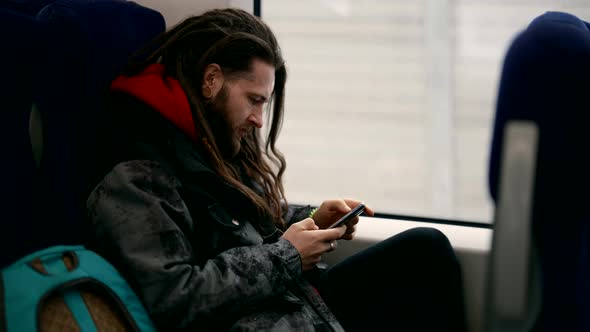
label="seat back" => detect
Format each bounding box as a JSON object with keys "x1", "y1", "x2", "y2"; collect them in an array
[
  {"x1": 35, "y1": 0, "x2": 166, "y2": 239},
  {"x1": 486, "y1": 11, "x2": 590, "y2": 332},
  {"x1": 0, "y1": 0, "x2": 166, "y2": 267},
  {"x1": 0, "y1": 1, "x2": 165, "y2": 330},
  {"x1": 0, "y1": 7, "x2": 54, "y2": 268},
  {"x1": 1, "y1": 0, "x2": 56, "y2": 15}
]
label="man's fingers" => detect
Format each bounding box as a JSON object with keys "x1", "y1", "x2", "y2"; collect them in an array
[
  {"x1": 298, "y1": 218, "x2": 319, "y2": 230},
  {"x1": 345, "y1": 223, "x2": 356, "y2": 234},
  {"x1": 316, "y1": 225, "x2": 347, "y2": 240},
  {"x1": 343, "y1": 199, "x2": 374, "y2": 217},
  {"x1": 341, "y1": 232, "x2": 355, "y2": 240},
  {"x1": 347, "y1": 216, "x2": 360, "y2": 226},
  {"x1": 335, "y1": 199, "x2": 352, "y2": 213},
  {"x1": 324, "y1": 199, "x2": 350, "y2": 213},
  {"x1": 343, "y1": 198, "x2": 362, "y2": 209},
  {"x1": 363, "y1": 205, "x2": 375, "y2": 217}
]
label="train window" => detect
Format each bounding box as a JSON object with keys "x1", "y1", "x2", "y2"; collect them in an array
[{"x1": 261, "y1": 0, "x2": 590, "y2": 224}]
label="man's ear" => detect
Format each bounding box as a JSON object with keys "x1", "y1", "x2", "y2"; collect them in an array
[{"x1": 202, "y1": 63, "x2": 224, "y2": 99}]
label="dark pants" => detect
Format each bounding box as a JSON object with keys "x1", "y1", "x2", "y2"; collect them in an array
[{"x1": 316, "y1": 227, "x2": 467, "y2": 332}]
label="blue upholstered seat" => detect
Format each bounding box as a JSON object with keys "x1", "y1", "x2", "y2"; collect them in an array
[
  {"x1": 35, "y1": 0, "x2": 166, "y2": 240},
  {"x1": 0, "y1": 0, "x2": 165, "y2": 266},
  {"x1": 0, "y1": 2, "x2": 164, "y2": 330},
  {"x1": 487, "y1": 11, "x2": 590, "y2": 332},
  {"x1": 0, "y1": 6, "x2": 55, "y2": 268}
]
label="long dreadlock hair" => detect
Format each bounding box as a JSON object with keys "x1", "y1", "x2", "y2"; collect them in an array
[{"x1": 128, "y1": 8, "x2": 288, "y2": 228}]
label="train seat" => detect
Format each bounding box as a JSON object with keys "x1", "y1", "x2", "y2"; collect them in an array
[
  {"x1": 0, "y1": 1, "x2": 165, "y2": 331},
  {"x1": 486, "y1": 11, "x2": 590, "y2": 332}
]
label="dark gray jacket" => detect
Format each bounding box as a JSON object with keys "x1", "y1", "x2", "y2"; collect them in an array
[{"x1": 86, "y1": 95, "x2": 345, "y2": 331}]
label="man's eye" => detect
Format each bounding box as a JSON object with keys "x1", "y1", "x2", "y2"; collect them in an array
[{"x1": 249, "y1": 97, "x2": 260, "y2": 105}]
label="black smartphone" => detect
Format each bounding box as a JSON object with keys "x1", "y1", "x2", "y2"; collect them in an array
[{"x1": 327, "y1": 203, "x2": 366, "y2": 229}]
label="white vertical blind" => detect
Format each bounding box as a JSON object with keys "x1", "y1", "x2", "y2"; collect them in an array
[{"x1": 262, "y1": 0, "x2": 590, "y2": 223}]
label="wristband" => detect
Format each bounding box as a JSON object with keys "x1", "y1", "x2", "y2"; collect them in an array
[{"x1": 309, "y1": 207, "x2": 318, "y2": 219}]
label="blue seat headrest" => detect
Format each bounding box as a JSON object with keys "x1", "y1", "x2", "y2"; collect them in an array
[
  {"x1": 36, "y1": 0, "x2": 165, "y2": 98},
  {"x1": 0, "y1": 0, "x2": 57, "y2": 15},
  {"x1": 489, "y1": 11, "x2": 590, "y2": 207},
  {"x1": 0, "y1": 8, "x2": 54, "y2": 268},
  {"x1": 0, "y1": 9, "x2": 41, "y2": 160},
  {"x1": 0, "y1": 1, "x2": 165, "y2": 254},
  {"x1": 488, "y1": 11, "x2": 590, "y2": 331},
  {"x1": 33, "y1": 0, "x2": 165, "y2": 232}
]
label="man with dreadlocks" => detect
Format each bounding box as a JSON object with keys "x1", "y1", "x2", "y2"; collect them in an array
[{"x1": 87, "y1": 8, "x2": 466, "y2": 332}]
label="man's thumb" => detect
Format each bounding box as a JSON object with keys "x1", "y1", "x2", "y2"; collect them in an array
[{"x1": 300, "y1": 217, "x2": 319, "y2": 230}]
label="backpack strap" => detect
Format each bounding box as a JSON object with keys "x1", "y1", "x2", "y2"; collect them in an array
[
  {"x1": 2, "y1": 245, "x2": 155, "y2": 332},
  {"x1": 38, "y1": 249, "x2": 99, "y2": 332}
]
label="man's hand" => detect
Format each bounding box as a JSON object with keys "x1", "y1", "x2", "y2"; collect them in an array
[
  {"x1": 281, "y1": 218, "x2": 347, "y2": 271},
  {"x1": 312, "y1": 199, "x2": 374, "y2": 240}
]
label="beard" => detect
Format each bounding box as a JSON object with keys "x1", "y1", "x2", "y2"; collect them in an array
[{"x1": 205, "y1": 86, "x2": 241, "y2": 159}]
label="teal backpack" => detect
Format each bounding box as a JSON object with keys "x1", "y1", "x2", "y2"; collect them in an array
[{"x1": 1, "y1": 245, "x2": 156, "y2": 332}]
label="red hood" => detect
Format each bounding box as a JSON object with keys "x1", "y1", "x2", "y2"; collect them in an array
[{"x1": 110, "y1": 64, "x2": 197, "y2": 142}]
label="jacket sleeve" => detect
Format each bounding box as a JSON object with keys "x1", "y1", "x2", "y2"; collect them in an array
[
  {"x1": 283, "y1": 203, "x2": 315, "y2": 227},
  {"x1": 86, "y1": 160, "x2": 302, "y2": 330}
]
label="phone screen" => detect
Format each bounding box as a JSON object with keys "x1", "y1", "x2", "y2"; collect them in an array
[{"x1": 327, "y1": 203, "x2": 366, "y2": 229}]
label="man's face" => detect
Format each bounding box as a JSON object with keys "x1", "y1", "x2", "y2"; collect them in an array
[{"x1": 206, "y1": 59, "x2": 275, "y2": 158}]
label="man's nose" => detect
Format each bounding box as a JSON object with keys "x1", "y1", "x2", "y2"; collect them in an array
[{"x1": 249, "y1": 105, "x2": 264, "y2": 129}]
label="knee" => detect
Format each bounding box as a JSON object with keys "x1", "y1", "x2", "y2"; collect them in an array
[
  {"x1": 404, "y1": 227, "x2": 451, "y2": 249},
  {"x1": 401, "y1": 227, "x2": 459, "y2": 264}
]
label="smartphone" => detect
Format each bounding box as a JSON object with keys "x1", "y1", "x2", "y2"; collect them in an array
[{"x1": 327, "y1": 203, "x2": 366, "y2": 229}]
